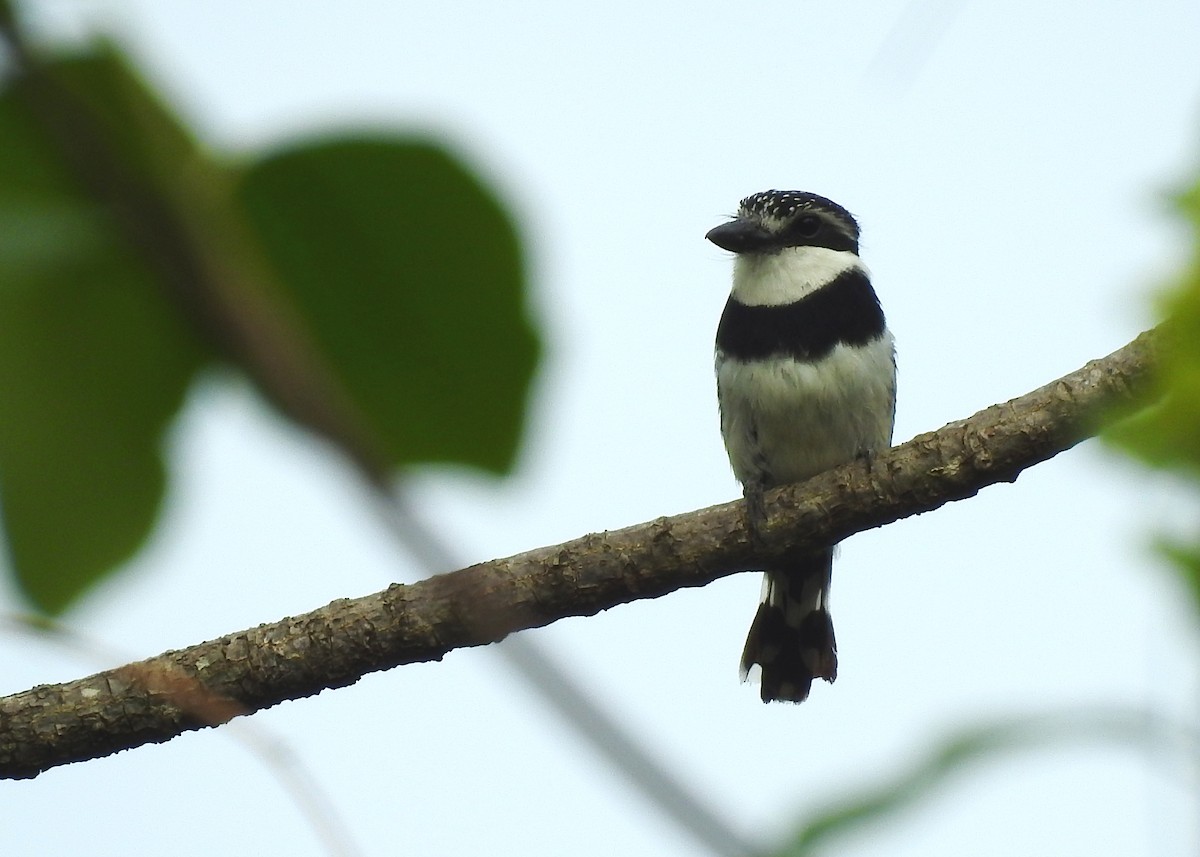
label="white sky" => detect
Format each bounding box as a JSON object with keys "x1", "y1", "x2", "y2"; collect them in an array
[{"x1": 4, "y1": 2, "x2": 1200, "y2": 856}]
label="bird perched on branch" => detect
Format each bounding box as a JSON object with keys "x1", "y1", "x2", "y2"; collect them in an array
[{"x1": 707, "y1": 190, "x2": 896, "y2": 703}]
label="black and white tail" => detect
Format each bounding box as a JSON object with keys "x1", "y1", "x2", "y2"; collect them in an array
[{"x1": 739, "y1": 549, "x2": 837, "y2": 703}]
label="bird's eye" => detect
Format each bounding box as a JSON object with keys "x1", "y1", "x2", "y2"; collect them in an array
[{"x1": 793, "y1": 215, "x2": 821, "y2": 237}]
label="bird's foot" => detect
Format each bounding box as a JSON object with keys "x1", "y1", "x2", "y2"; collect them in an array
[{"x1": 744, "y1": 481, "x2": 768, "y2": 546}]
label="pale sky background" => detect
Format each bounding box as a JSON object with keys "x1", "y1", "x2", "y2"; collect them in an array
[{"x1": 4, "y1": 2, "x2": 1200, "y2": 856}]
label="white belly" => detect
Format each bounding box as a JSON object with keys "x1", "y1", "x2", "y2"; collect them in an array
[{"x1": 716, "y1": 334, "x2": 896, "y2": 487}]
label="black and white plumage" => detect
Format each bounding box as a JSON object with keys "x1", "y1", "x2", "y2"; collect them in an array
[{"x1": 707, "y1": 190, "x2": 896, "y2": 704}]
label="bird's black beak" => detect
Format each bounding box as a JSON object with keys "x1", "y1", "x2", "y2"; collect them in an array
[{"x1": 705, "y1": 218, "x2": 774, "y2": 254}]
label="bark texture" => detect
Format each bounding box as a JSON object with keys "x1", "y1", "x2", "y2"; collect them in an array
[{"x1": 0, "y1": 329, "x2": 1160, "y2": 779}]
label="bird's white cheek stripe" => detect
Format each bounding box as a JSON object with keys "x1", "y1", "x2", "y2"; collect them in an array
[{"x1": 731, "y1": 246, "x2": 866, "y2": 307}]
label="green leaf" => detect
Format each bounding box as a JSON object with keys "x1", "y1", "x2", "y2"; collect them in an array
[
  {"x1": 1106, "y1": 160, "x2": 1200, "y2": 609},
  {"x1": 0, "y1": 49, "x2": 208, "y2": 613},
  {"x1": 1, "y1": 43, "x2": 540, "y2": 611},
  {"x1": 1109, "y1": 173, "x2": 1200, "y2": 471},
  {"x1": 1156, "y1": 537, "x2": 1200, "y2": 607},
  {"x1": 41, "y1": 42, "x2": 201, "y2": 192},
  {"x1": 237, "y1": 138, "x2": 540, "y2": 475}
]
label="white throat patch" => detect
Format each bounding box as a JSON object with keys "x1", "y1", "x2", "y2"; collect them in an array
[{"x1": 730, "y1": 246, "x2": 866, "y2": 307}]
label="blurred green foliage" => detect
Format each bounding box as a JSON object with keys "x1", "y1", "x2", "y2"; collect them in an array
[
  {"x1": 771, "y1": 709, "x2": 1183, "y2": 857},
  {"x1": 0, "y1": 53, "x2": 209, "y2": 613},
  {"x1": 239, "y1": 139, "x2": 538, "y2": 473},
  {"x1": 1107, "y1": 164, "x2": 1200, "y2": 610},
  {"x1": 0, "y1": 45, "x2": 540, "y2": 613},
  {"x1": 773, "y1": 153, "x2": 1200, "y2": 857}
]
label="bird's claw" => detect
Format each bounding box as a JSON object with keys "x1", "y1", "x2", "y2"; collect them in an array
[{"x1": 744, "y1": 482, "x2": 768, "y2": 546}]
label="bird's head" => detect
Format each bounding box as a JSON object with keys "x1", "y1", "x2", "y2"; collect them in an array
[{"x1": 706, "y1": 191, "x2": 860, "y2": 256}]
